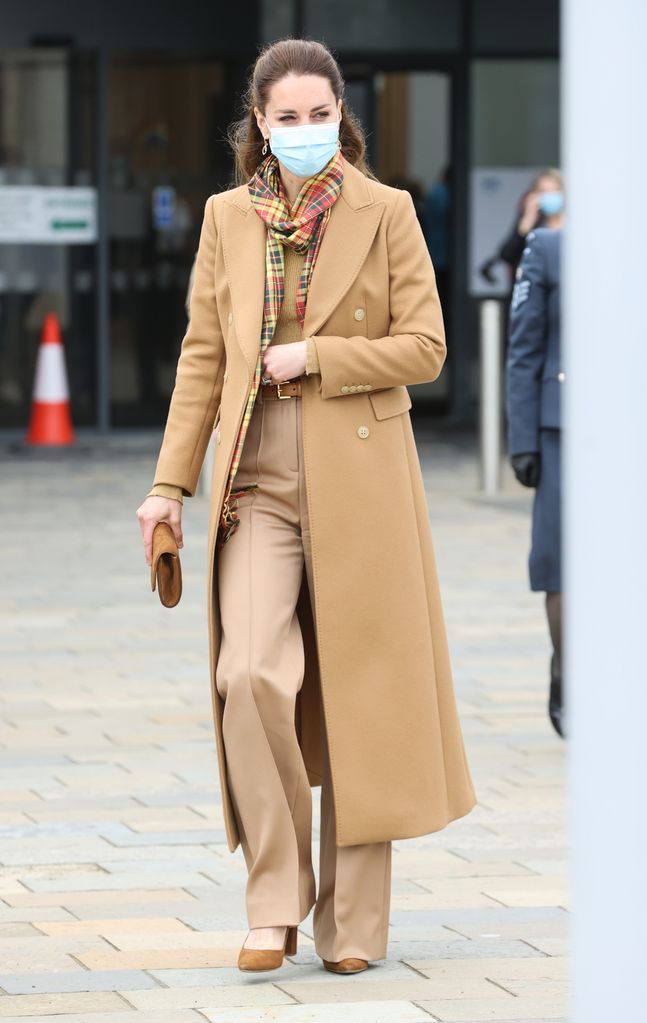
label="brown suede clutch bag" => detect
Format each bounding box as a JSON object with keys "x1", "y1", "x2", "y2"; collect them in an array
[{"x1": 150, "y1": 522, "x2": 182, "y2": 607}]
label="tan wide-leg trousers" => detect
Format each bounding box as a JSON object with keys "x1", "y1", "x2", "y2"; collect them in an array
[{"x1": 215, "y1": 386, "x2": 392, "y2": 961}]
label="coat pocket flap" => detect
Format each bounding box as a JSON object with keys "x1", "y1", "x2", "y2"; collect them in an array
[{"x1": 368, "y1": 385, "x2": 412, "y2": 420}]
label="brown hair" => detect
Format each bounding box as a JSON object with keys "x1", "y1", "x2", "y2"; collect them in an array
[{"x1": 227, "y1": 37, "x2": 376, "y2": 185}]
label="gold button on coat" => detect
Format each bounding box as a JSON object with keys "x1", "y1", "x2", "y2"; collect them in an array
[
  {"x1": 354, "y1": 308, "x2": 365, "y2": 321},
  {"x1": 357, "y1": 425, "x2": 370, "y2": 438},
  {"x1": 341, "y1": 385, "x2": 350, "y2": 393}
]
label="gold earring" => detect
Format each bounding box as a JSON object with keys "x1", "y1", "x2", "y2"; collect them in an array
[{"x1": 262, "y1": 138, "x2": 268, "y2": 156}]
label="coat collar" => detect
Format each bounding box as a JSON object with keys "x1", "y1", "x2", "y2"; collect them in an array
[{"x1": 220, "y1": 157, "x2": 386, "y2": 374}]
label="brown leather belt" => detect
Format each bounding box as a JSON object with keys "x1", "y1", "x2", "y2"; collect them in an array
[{"x1": 258, "y1": 379, "x2": 303, "y2": 401}]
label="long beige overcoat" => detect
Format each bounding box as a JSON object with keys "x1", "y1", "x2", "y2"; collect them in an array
[{"x1": 151, "y1": 156, "x2": 477, "y2": 853}]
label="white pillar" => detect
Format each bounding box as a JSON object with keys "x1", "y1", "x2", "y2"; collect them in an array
[
  {"x1": 479, "y1": 299, "x2": 503, "y2": 495},
  {"x1": 563, "y1": 2, "x2": 647, "y2": 1020}
]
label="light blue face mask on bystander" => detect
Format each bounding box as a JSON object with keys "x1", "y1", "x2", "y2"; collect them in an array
[
  {"x1": 264, "y1": 116, "x2": 341, "y2": 178},
  {"x1": 539, "y1": 191, "x2": 565, "y2": 216}
]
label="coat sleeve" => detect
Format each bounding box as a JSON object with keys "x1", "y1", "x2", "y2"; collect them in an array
[
  {"x1": 498, "y1": 216, "x2": 528, "y2": 268},
  {"x1": 311, "y1": 188, "x2": 447, "y2": 399},
  {"x1": 505, "y1": 229, "x2": 549, "y2": 456},
  {"x1": 304, "y1": 336, "x2": 321, "y2": 374},
  {"x1": 150, "y1": 194, "x2": 225, "y2": 496}
]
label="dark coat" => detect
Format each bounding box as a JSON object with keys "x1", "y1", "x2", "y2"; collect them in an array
[{"x1": 506, "y1": 227, "x2": 563, "y2": 456}]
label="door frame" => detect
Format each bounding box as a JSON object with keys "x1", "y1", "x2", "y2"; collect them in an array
[{"x1": 339, "y1": 51, "x2": 471, "y2": 422}]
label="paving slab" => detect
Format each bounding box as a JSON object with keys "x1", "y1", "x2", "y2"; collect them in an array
[
  {"x1": 201, "y1": 1004, "x2": 434, "y2": 1023},
  {"x1": 0, "y1": 970, "x2": 160, "y2": 995}
]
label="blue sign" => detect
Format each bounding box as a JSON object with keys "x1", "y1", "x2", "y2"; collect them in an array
[{"x1": 152, "y1": 186, "x2": 176, "y2": 229}]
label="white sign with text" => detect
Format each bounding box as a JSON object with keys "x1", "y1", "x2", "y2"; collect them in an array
[{"x1": 0, "y1": 187, "x2": 97, "y2": 244}]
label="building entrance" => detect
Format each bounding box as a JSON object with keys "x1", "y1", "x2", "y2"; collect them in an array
[
  {"x1": 107, "y1": 53, "x2": 230, "y2": 427},
  {"x1": 345, "y1": 67, "x2": 454, "y2": 412},
  {"x1": 0, "y1": 48, "x2": 97, "y2": 430}
]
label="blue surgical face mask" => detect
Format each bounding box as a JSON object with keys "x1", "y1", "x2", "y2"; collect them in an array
[
  {"x1": 264, "y1": 116, "x2": 340, "y2": 178},
  {"x1": 539, "y1": 191, "x2": 564, "y2": 216}
]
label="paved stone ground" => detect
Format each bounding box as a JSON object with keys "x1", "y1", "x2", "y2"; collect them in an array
[{"x1": 0, "y1": 422, "x2": 569, "y2": 1022}]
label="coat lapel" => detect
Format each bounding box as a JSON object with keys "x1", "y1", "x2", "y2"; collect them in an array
[
  {"x1": 220, "y1": 199, "x2": 266, "y2": 375},
  {"x1": 220, "y1": 158, "x2": 385, "y2": 372},
  {"x1": 303, "y1": 190, "x2": 385, "y2": 338}
]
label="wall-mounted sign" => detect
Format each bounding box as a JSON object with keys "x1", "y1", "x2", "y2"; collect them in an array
[
  {"x1": 152, "y1": 185, "x2": 176, "y2": 230},
  {"x1": 469, "y1": 167, "x2": 543, "y2": 297},
  {"x1": 0, "y1": 187, "x2": 98, "y2": 244}
]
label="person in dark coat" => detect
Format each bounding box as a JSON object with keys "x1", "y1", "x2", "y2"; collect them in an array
[
  {"x1": 498, "y1": 168, "x2": 564, "y2": 286},
  {"x1": 505, "y1": 213, "x2": 566, "y2": 738}
]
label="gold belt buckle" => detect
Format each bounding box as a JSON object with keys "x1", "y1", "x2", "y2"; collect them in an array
[{"x1": 276, "y1": 381, "x2": 291, "y2": 399}]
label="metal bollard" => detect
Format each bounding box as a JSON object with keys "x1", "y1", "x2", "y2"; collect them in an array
[{"x1": 479, "y1": 299, "x2": 503, "y2": 495}]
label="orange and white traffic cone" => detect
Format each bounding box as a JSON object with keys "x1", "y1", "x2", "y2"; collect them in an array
[{"x1": 26, "y1": 313, "x2": 75, "y2": 446}]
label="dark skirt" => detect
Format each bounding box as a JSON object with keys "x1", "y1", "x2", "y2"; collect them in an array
[{"x1": 529, "y1": 427, "x2": 561, "y2": 592}]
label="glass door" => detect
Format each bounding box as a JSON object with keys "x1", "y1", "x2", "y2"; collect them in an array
[
  {"x1": 340, "y1": 67, "x2": 453, "y2": 412},
  {"x1": 107, "y1": 53, "x2": 230, "y2": 427},
  {"x1": 0, "y1": 48, "x2": 97, "y2": 430},
  {"x1": 372, "y1": 70, "x2": 453, "y2": 410}
]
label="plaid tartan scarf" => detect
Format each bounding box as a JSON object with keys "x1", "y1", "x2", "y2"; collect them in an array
[{"x1": 217, "y1": 148, "x2": 344, "y2": 550}]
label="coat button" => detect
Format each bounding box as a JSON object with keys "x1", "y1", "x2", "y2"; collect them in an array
[
  {"x1": 349, "y1": 384, "x2": 358, "y2": 392},
  {"x1": 357, "y1": 425, "x2": 370, "y2": 439},
  {"x1": 341, "y1": 385, "x2": 350, "y2": 393},
  {"x1": 228, "y1": 311, "x2": 233, "y2": 324},
  {"x1": 354, "y1": 308, "x2": 365, "y2": 321}
]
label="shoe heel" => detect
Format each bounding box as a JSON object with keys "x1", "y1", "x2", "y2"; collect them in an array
[{"x1": 286, "y1": 925, "x2": 297, "y2": 955}]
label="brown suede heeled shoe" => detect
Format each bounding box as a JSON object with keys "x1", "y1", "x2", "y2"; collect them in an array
[
  {"x1": 238, "y1": 926, "x2": 297, "y2": 972},
  {"x1": 322, "y1": 957, "x2": 368, "y2": 974}
]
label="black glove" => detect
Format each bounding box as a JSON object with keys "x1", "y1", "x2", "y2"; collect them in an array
[{"x1": 511, "y1": 452, "x2": 541, "y2": 488}]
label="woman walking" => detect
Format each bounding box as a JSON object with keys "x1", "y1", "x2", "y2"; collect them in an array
[{"x1": 137, "y1": 38, "x2": 477, "y2": 974}]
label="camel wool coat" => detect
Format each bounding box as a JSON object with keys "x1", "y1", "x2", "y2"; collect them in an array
[{"x1": 151, "y1": 156, "x2": 477, "y2": 853}]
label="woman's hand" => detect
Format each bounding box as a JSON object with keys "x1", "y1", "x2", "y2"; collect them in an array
[
  {"x1": 261, "y1": 341, "x2": 307, "y2": 383},
  {"x1": 136, "y1": 496, "x2": 183, "y2": 567}
]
